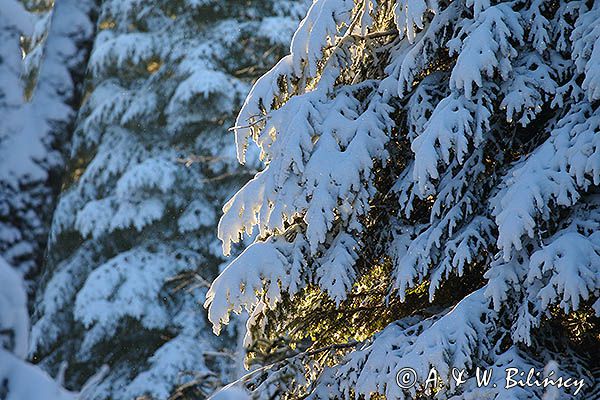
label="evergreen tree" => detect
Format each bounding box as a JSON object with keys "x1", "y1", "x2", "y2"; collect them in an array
[
  {"x1": 0, "y1": 0, "x2": 33, "y2": 273},
  {"x1": 207, "y1": 0, "x2": 600, "y2": 398},
  {"x1": 0, "y1": 0, "x2": 95, "y2": 286},
  {"x1": 31, "y1": 1, "x2": 306, "y2": 399},
  {"x1": 0, "y1": 0, "x2": 97, "y2": 396}
]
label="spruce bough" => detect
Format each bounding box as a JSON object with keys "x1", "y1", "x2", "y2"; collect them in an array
[{"x1": 207, "y1": 0, "x2": 600, "y2": 398}]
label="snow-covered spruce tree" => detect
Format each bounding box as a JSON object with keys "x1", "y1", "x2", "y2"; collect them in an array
[
  {"x1": 31, "y1": 1, "x2": 306, "y2": 399},
  {"x1": 206, "y1": 0, "x2": 600, "y2": 398},
  {"x1": 0, "y1": 0, "x2": 33, "y2": 273},
  {"x1": 0, "y1": 0, "x2": 95, "y2": 285}
]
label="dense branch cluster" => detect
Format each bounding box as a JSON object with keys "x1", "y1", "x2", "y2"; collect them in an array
[{"x1": 207, "y1": 0, "x2": 600, "y2": 398}]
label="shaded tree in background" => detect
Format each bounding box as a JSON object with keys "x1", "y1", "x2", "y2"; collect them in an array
[
  {"x1": 0, "y1": 0, "x2": 98, "y2": 397},
  {"x1": 207, "y1": 0, "x2": 600, "y2": 398},
  {"x1": 31, "y1": 1, "x2": 306, "y2": 399},
  {"x1": 0, "y1": 0, "x2": 95, "y2": 288}
]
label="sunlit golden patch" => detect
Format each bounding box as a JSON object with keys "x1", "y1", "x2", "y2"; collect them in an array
[
  {"x1": 98, "y1": 19, "x2": 115, "y2": 30},
  {"x1": 268, "y1": 126, "x2": 277, "y2": 142},
  {"x1": 79, "y1": 88, "x2": 93, "y2": 107},
  {"x1": 22, "y1": 72, "x2": 37, "y2": 102},
  {"x1": 61, "y1": 154, "x2": 93, "y2": 190},
  {"x1": 71, "y1": 168, "x2": 85, "y2": 184},
  {"x1": 563, "y1": 309, "x2": 597, "y2": 342},
  {"x1": 146, "y1": 60, "x2": 161, "y2": 74}
]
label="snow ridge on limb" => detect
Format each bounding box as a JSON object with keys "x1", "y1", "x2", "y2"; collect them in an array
[
  {"x1": 491, "y1": 102, "x2": 599, "y2": 262},
  {"x1": 510, "y1": 194, "x2": 600, "y2": 345},
  {"x1": 572, "y1": 1, "x2": 600, "y2": 102}
]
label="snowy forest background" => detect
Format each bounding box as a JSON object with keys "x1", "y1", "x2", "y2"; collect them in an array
[{"x1": 1, "y1": 0, "x2": 599, "y2": 399}]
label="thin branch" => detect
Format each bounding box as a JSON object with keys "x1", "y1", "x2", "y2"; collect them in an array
[
  {"x1": 351, "y1": 28, "x2": 399, "y2": 42},
  {"x1": 197, "y1": 170, "x2": 259, "y2": 183},
  {"x1": 323, "y1": 28, "x2": 398, "y2": 52},
  {"x1": 203, "y1": 350, "x2": 238, "y2": 361},
  {"x1": 208, "y1": 341, "x2": 359, "y2": 399},
  {"x1": 228, "y1": 115, "x2": 268, "y2": 132}
]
